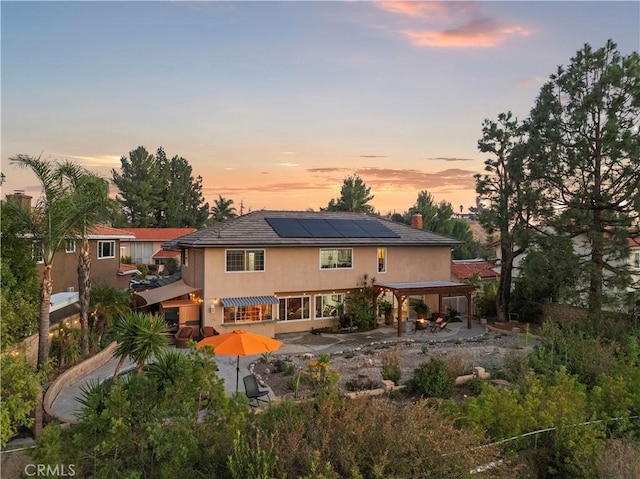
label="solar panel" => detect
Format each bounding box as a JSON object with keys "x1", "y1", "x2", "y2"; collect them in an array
[
  {"x1": 266, "y1": 217, "x2": 400, "y2": 238},
  {"x1": 265, "y1": 218, "x2": 312, "y2": 237},
  {"x1": 353, "y1": 219, "x2": 400, "y2": 238},
  {"x1": 335, "y1": 219, "x2": 372, "y2": 237},
  {"x1": 298, "y1": 218, "x2": 343, "y2": 237}
]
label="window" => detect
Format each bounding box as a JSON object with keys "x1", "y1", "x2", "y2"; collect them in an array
[
  {"x1": 98, "y1": 240, "x2": 115, "y2": 259},
  {"x1": 224, "y1": 304, "x2": 272, "y2": 323},
  {"x1": 182, "y1": 249, "x2": 189, "y2": 267},
  {"x1": 320, "y1": 248, "x2": 352, "y2": 269},
  {"x1": 31, "y1": 241, "x2": 43, "y2": 263},
  {"x1": 377, "y1": 247, "x2": 387, "y2": 273},
  {"x1": 634, "y1": 252, "x2": 640, "y2": 269},
  {"x1": 65, "y1": 239, "x2": 76, "y2": 253},
  {"x1": 279, "y1": 296, "x2": 310, "y2": 321},
  {"x1": 226, "y1": 249, "x2": 265, "y2": 272},
  {"x1": 315, "y1": 293, "x2": 345, "y2": 318}
]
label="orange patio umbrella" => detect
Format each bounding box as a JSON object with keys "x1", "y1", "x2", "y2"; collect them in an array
[{"x1": 197, "y1": 329, "x2": 283, "y2": 392}]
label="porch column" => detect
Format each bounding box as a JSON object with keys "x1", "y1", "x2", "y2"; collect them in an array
[{"x1": 394, "y1": 293, "x2": 406, "y2": 337}]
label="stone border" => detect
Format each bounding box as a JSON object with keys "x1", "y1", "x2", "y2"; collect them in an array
[{"x1": 43, "y1": 342, "x2": 117, "y2": 424}]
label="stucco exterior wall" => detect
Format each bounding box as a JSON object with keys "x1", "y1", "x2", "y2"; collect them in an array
[
  {"x1": 38, "y1": 239, "x2": 128, "y2": 294},
  {"x1": 196, "y1": 244, "x2": 452, "y2": 334}
]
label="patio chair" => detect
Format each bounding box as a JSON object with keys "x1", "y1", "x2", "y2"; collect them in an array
[
  {"x1": 200, "y1": 326, "x2": 220, "y2": 338},
  {"x1": 243, "y1": 374, "x2": 271, "y2": 406},
  {"x1": 175, "y1": 326, "x2": 195, "y2": 348},
  {"x1": 436, "y1": 320, "x2": 450, "y2": 333}
]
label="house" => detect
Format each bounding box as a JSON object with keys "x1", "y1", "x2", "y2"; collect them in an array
[
  {"x1": 119, "y1": 227, "x2": 196, "y2": 272},
  {"x1": 32, "y1": 224, "x2": 137, "y2": 294},
  {"x1": 31, "y1": 224, "x2": 137, "y2": 321},
  {"x1": 142, "y1": 210, "x2": 475, "y2": 338},
  {"x1": 451, "y1": 259, "x2": 499, "y2": 283}
]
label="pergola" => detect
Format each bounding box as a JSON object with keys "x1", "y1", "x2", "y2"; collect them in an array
[{"x1": 374, "y1": 281, "x2": 476, "y2": 337}]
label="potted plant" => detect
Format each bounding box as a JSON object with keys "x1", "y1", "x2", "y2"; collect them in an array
[
  {"x1": 413, "y1": 300, "x2": 429, "y2": 319},
  {"x1": 379, "y1": 300, "x2": 394, "y2": 325},
  {"x1": 446, "y1": 307, "x2": 461, "y2": 322}
]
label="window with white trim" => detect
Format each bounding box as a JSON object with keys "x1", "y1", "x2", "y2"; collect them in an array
[
  {"x1": 320, "y1": 248, "x2": 352, "y2": 269},
  {"x1": 377, "y1": 247, "x2": 387, "y2": 273},
  {"x1": 226, "y1": 249, "x2": 265, "y2": 272},
  {"x1": 634, "y1": 252, "x2": 640, "y2": 269},
  {"x1": 315, "y1": 293, "x2": 345, "y2": 318},
  {"x1": 224, "y1": 304, "x2": 272, "y2": 323},
  {"x1": 97, "y1": 240, "x2": 115, "y2": 259},
  {"x1": 65, "y1": 239, "x2": 76, "y2": 253},
  {"x1": 31, "y1": 241, "x2": 43, "y2": 264},
  {"x1": 279, "y1": 296, "x2": 310, "y2": 321}
]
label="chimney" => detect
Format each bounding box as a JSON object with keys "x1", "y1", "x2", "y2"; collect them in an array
[
  {"x1": 411, "y1": 213, "x2": 423, "y2": 230},
  {"x1": 6, "y1": 190, "x2": 32, "y2": 209}
]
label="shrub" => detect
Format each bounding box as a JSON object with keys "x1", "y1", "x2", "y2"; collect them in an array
[
  {"x1": 275, "y1": 359, "x2": 295, "y2": 375},
  {"x1": 407, "y1": 358, "x2": 455, "y2": 399},
  {"x1": 380, "y1": 349, "x2": 401, "y2": 385},
  {"x1": 227, "y1": 430, "x2": 277, "y2": 479},
  {"x1": 256, "y1": 394, "x2": 505, "y2": 478}
]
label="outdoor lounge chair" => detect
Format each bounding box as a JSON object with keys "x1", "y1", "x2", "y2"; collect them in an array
[
  {"x1": 175, "y1": 326, "x2": 195, "y2": 348},
  {"x1": 243, "y1": 374, "x2": 271, "y2": 406},
  {"x1": 200, "y1": 326, "x2": 220, "y2": 338}
]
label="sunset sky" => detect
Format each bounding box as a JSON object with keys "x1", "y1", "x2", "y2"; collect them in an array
[{"x1": 2, "y1": 1, "x2": 639, "y2": 215}]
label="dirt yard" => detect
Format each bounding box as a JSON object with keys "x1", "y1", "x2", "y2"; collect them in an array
[{"x1": 253, "y1": 328, "x2": 537, "y2": 398}]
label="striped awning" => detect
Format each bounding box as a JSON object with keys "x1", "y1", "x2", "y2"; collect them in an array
[{"x1": 221, "y1": 296, "x2": 279, "y2": 308}]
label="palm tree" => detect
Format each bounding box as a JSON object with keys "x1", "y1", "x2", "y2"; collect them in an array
[
  {"x1": 57, "y1": 161, "x2": 112, "y2": 358},
  {"x1": 9, "y1": 155, "x2": 89, "y2": 368},
  {"x1": 113, "y1": 312, "x2": 168, "y2": 377},
  {"x1": 209, "y1": 195, "x2": 237, "y2": 223}
]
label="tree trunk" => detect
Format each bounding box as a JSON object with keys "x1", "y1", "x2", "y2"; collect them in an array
[
  {"x1": 37, "y1": 265, "x2": 53, "y2": 369},
  {"x1": 497, "y1": 242, "x2": 514, "y2": 323},
  {"x1": 588, "y1": 211, "x2": 605, "y2": 321},
  {"x1": 78, "y1": 239, "x2": 91, "y2": 358}
]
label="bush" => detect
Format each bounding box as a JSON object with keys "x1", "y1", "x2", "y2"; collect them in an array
[
  {"x1": 407, "y1": 359, "x2": 455, "y2": 399},
  {"x1": 256, "y1": 394, "x2": 506, "y2": 478},
  {"x1": 380, "y1": 349, "x2": 401, "y2": 385}
]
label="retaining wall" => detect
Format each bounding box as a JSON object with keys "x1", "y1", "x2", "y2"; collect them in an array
[{"x1": 43, "y1": 342, "x2": 117, "y2": 424}]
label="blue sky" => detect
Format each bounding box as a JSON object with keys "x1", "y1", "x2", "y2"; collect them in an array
[{"x1": 2, "y1": 1, "x2": 639, "y2": 214}]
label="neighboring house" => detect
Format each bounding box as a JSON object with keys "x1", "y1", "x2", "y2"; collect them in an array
[
  {"x1": 451, "y1": 259, "x2": 499, "y2": 283},
  {"x1": 494, "y1": 229, "x2": 640, "y2": 310},
  {"x1": 143, "y1": 210, "x2": 475, "y2": 338},
  {"x1": 451, "y1": 259, "x2": 500, "y2": 318},
  {"x1": 120, "y1": 228, "x2": 197, "y2": 271},
  {"x1": 33, "y1": 224, "x2": 136, "y2": 295},
  {"x1": 629, "y1": 235, "x2": 640, "y2": 291}
]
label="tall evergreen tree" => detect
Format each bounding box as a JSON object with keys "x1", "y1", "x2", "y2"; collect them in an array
[
  {"x1": 475, "y1": 112, "x2": 543, "y2": 322},
  {"x1": 324, "y1": 174, "x2": 375, "y2": 213},
  {"x1": 408, "y1": 190, "x2": 478, "y2": 260},
  {"x1": 111, "y1": 146, "x2": 209, "y2": 228},
  {"x1": 528, "y1": 40, "x2": 640, "y2": 318},
  {"x1": 111, "y1": 146, "x2": 164, "y2": 227}
]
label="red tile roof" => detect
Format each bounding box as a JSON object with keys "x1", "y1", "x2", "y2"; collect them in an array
[
  {"x1": 152, "y1": 250, "x2": 180, "y2": 259},
  {"x1": 123, "y1": 228, "x2": 197, "y2": 241},
  {"x1": 88, "y1": 224, "x2": 135, "y2": 239},
  {"x1": 118, "y1": 263, "x2": 140, "y2": 275},
  {"x1": 451, "y1": 261, "x2": 499, "y2": 280}
]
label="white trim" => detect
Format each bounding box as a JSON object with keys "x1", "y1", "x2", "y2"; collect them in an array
[{"x1": 97, "y1": 240, "x2": 116, "y2": 259}]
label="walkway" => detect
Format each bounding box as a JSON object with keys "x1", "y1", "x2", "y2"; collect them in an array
[{"x1": 49, "y1": 320, "x2": 488, "y2": 423}]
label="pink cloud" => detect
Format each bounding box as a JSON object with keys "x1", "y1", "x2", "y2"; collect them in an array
[
  {"x1": 378, "y1": 1, "x2": 445, "y2": 18},
  {"x1": 403, "y1": 17, "x2": 531, "y2": 48}
]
